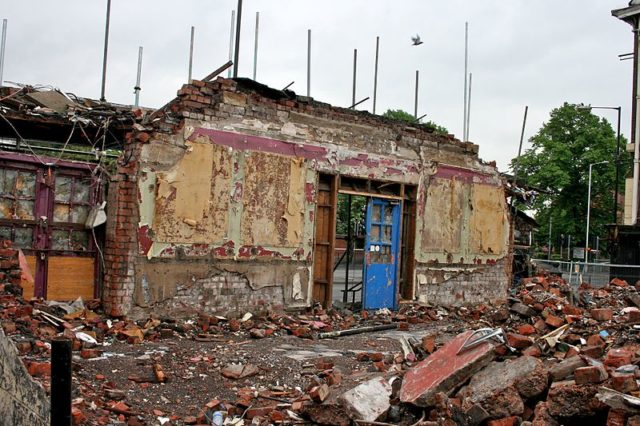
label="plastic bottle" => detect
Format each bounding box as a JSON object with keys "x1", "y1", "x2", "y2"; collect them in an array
[{"x1": 212, "y1": 411, "x2": 224, "y2": 426}]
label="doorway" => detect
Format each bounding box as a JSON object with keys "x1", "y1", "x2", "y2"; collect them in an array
[{"x1": 312, "y1": 173, "x2": 416, "y2": 310}]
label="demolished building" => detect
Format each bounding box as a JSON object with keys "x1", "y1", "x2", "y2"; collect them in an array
[{"x1": 0, "y1": 77, "x2": 511, "y2": 318}]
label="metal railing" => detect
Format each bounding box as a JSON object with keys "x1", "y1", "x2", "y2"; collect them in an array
[{"x1": 532, "y1": 259, "x2": 640, "y2": 289}]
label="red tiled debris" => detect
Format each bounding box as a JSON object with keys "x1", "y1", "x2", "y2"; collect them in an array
[
  {"x1": 400, "y1": 330, "x2": 495, "y2": 407},
  {"x1": 545, "y1": 315, "x2": 565, "y2": 328}
]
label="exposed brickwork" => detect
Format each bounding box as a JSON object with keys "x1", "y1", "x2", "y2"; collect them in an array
[
  {"x1": 417, "y1": 258, "x2": 510, "y2": 306},
  {"x1": 0, "y1": 240, "x2": 23, "y2": 295},
  {"x1": 166, "y1": 272, "x2": 285, "y2": 317},
  {"x1": 102, "y1": 141, "x2": 141, "y2": 317}
]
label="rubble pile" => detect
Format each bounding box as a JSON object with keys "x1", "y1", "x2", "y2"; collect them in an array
[{"x1": 4, "y1": 267, "x2": 640, "y2": 425}]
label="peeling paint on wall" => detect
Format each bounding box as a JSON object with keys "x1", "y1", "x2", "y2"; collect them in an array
[
  {"x1": 469, "y1": 184, "x2": 508, "y2": 255},
  {"x1": 241, "y1": 151, "x2": 306, "y2": 247},
  {"x1": 420, "y1": 177, "x2": 465, "y2": 255},
  {"x1": 153, "y1": 137, "x2": 232, "y2": 244}
]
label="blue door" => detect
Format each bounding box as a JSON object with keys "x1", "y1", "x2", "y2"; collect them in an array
[{"x1": 363, "y1": 198, "x2": 400, "y2": 310}]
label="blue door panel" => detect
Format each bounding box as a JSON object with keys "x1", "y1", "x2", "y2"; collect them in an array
[{"x1": 363, "y1": 198, "x2": 400, "y2": 310}]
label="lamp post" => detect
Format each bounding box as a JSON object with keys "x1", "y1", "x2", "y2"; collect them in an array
[
  {"x1": 578, "y1": 105, "x2": 622, "y2": 224},
  {"x1": 585, "y1": 160, "x2": 610, "y2": 262}
]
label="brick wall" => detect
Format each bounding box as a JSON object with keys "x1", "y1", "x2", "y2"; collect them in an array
[
  {"x1": 416, "y1": 258, "x2": 510, "y2": 306},
  {"x1": 102, "y1": 140, "x2": 141, "y2": 317},
  {"x1": 0, "y1": 241, "x2": 23, "y2": 296},
  {"x1": 166, "y1": 272, "x2": 285, "y2": 317}
]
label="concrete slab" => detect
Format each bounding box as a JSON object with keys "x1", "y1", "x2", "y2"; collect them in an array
[
  {"x1": 400, "y1": 330, "x2": 495, "y2": 407},
  {"x1": 338, "y1": 376, "x2": 393, "y2": 422}
]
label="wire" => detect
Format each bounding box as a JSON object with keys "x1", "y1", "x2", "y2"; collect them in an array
[{"x1": 0, "y1": 110, "x2": 47, "y2": 165}]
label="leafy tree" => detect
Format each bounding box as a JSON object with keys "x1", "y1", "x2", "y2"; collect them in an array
[
  {"x1": 336, "y1": 194, "x2": 366, "y2": 237},
  {"x1": 382, "y1": 109, "x2": 449, "y2": 136},
  {"x1": 511, "y1": 103, "x2": 629, "y2": 255}
]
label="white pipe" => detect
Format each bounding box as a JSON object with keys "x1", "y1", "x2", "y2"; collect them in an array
[
  {"x1": 228, "y1": 10, "x2": 235, "y2": 78},
  {"x1": 634, "y1": 28, "x2": 640, "y2": 224},
  {"x1": 253, "y1": 12, "x2": 259, "y2": 80},
  {"x1": 0, "y1": 19, "x2": 7, "y2": 86},
  {"x1": 134, "y1": 46, "x2": 143, "y2": 107},
  {"x1": 463, "y1": 22, "x2": 468, "y2": 141}
]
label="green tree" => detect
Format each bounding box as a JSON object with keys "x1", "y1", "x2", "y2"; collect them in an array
[
  {"x1": 512, "y1": 103, "x2": 629, "y2": 254},
  {"x1": 382, "y1": 109, "x2": 449, "y2": 136}
]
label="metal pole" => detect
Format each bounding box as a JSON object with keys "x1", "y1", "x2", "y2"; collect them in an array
[
  {"x1": 134, "y1": 46, "x2": 143, "y2": 107},
  {"x1": 596, "y1": 236, "x2": 600, "y2": 261},
  {"x1": 253, "y1": 12, "x2": 259, "y2": 80},
  {"x1": 233, "y1": 0, "x2": 243, "y2": 78},
  {"x1": 228, "y1": 10, "x2": 235, "y2": 78},
  {"x1": 466, "y1": 72, "x2": 473, "y2": 140},
  {"x1": 51, "y1": 338, "x2": 72, "y2": 426},
  {"x1": 585, "y1": 162, "x2": 608, "y2": 262},
  {"x1": 188, "y1": 26, "x2": 195, "y2": 83},
  {"x1": 568, "y1": 235, "x2": 571, "y2": 260},
  {"x1": 0, "y1": 19, "x2": 7, "y2": 86},
  {"x1": 463, "y1": 21, "x2": 469, "y2": 141},
  {"x1": 100, "y1": 0, "x2": 112, "y2": 101},
  {"x1": 373, "y1": 36, "x2": 379, "y2": 114},
  {"x1": 547, "y1": 215, "x2": 552, "y2": 261},
  {"x1": 633, "y1": 24, "x2": 640, "y2": 224},
  {"x1": 614, "y1": 106, "x2": 621, "y2": 224},
  {"x1": 414, "y1": 70, "x2": 419, "y2": 119},
  {"x1": 307, "y1": 29, "x2": 311, "y2": 97},
  {"x1": 512, "y1": 106, "x2": 529, "y2": 184},
  {"x1": 344, "y1": 194, "x2": 352, "y2": 303},
  {"x1": 586, "y1": 163, "x2": 594, "y2": 262},
  {"x1": 352, "y1": 49, "x2": 357, "y2": 107}
]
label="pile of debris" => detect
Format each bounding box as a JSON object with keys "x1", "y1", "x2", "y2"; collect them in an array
[{"x1": 5, "y1": 257, "x2": 640, "y2": 425}]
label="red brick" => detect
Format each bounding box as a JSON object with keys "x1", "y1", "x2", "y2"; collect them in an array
[
  {"x1": 25, "y1": 361, "x2": 51, "y2": 377},
  {"x1": 587, "y1": 334, "x2": 605, "y2": 347},
  {"x1": 591, "y1": 308, "x2": 613, "y2": 321},
  {"x1": 628, "y1": 309, "x2": 640, "y2": 323},
  {"x1": 81, "y1": 348, "x2": 100, "y2": 359},
  {"x1": 574, "y1": 365, "x2": 608, "y2": 384},
  {"x1": 607, "y1": 409, "x2": 627, "y2": 426},
  {"x1": 522, "y1": 345, "x2": 541, "y2": 357},
  {"x1": 605, "y1": 348, "x2": 634, "y2": 368},
  {"x1": 72, "y1": 407, "x2": 87, "y2": 425},
  {"x1": 487, "y1": 416, "x2": 519, "y2": 426},
  {"x1": 545, "y1": 315, "x2": 565, "y2": 328},
  {"x1": 422, "y1": 334, "x2": 437, "y2": 353},
  {"x1": 610, "y1": 278, "x2": 629, "y2": 287},
  {"x1": 610, "y1": 372, "x2": 638, "y2": 393},
  {"x1": 517, "y1": 324, "x2": 536, "y2": 335},
  {"x1": 506, "y1": 332, "x2": 533, "y2": 349},
  {"x1": 581, "y1": 345, "x2": 604, "y2": 359}
]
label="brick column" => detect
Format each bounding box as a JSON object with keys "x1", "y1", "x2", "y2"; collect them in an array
[{"x1": 102, "y1": 140, "x2": 140, "y2": 317}]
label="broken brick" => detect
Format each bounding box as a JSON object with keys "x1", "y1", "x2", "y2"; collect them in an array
[
  {"x1": 610, "y1": 372, "x2": 639, "y2": 393},
  {"x1": 574, "y1": 364, "x2": 608, "y2": 384},
  {"x1": 506, "y1": 332, "x2": 533, "y2": 349},
  {"x1": 605, "y1": 348, "x2": 634, "y2": 368},
  {"x1": 591, "y1": 308, "x2": 613, "y2": 321}
]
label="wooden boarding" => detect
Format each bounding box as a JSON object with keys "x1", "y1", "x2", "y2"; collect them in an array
[
  {"x1": 313, "y1": 174, "x2": 337, "y2": 307},
  {"x1": 46, "y1": 257, "x2": 95, "y2": 301},
  {"x1": 22, "y1": 255, "x2": 37, "y2": 298}
]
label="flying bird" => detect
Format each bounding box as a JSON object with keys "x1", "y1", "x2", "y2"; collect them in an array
[{"x1": 411, "y1": 34, "x2": 423, "y2": 46}]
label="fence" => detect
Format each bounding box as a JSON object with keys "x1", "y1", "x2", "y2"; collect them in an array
[{"x1": 532, "y1": 259, "x2": 640, "y2": 289}]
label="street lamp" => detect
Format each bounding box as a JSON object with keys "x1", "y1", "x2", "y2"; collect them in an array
[
  {"x1": 585, "y1": 160, "x2": 610, "y2": 262},
  {"x1": 577, "y1": 105, "x2": 622, "y2": 224}
]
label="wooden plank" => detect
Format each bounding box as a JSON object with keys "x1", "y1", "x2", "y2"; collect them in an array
[
  {"x1": 22, "y1": 255, "x2": 37, "y2": 298},
  {"x1": 339, "y1": 189, "x2": 403, "y2": 201},
  {"x1": 46, "y1": 256, "x2": 95, "y2": 301}
]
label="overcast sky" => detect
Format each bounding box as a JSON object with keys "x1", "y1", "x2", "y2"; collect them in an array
[{"x1": 1, "y1": 1, "x2": 633, "y2": 171}]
